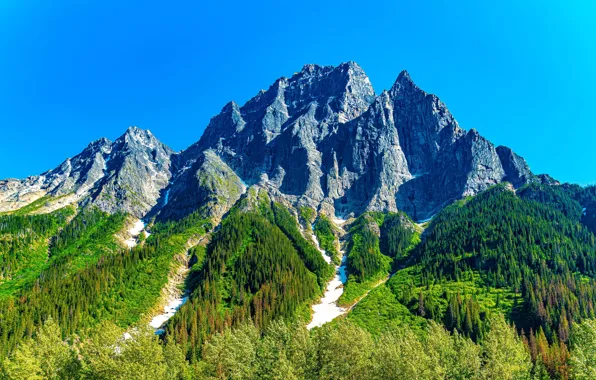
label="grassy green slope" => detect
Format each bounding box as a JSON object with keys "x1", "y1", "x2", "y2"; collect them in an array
[
  {"x1": 338, "y1": 212, "x2": 419, "y2": 306},
  {"x1": 372, "y1": 184, "x2": 596, "y2": 343}
]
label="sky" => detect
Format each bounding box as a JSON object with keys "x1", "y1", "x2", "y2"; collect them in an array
[{"x1": 0, "y1": 0, "x2": 594, "y2": 184}]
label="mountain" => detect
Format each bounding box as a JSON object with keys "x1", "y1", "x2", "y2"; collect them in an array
[
  {"x1": 0, "y1": 126, "x2": 174, "y2": 218},
  {"x1": 155, "y1": 62, "x2": 540, "y2": 223},
  {"x1": 0, "y1": 62, "x2": 542, "y2": 222},
  {"x1": 2, "y1": 62, "x2": 596, "y2": 379}
]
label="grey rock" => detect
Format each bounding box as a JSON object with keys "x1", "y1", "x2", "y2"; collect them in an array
[
  {"x1": 0, "y1": 127, "x2": 175, "y2": 218},
  {"x1": 88, "y1": 127, "x2": 175, "y2": 218},
  {"x1": 1, "y1": 62, "x2": 539, "y2": 223},
  {"x1": 176, "y1": 62, "x2": 536, "y2": 222},
  {"x1": 158, "y1": 150, "x2": 246, "y2": 222},
  {"x1": 0, "y1": 138, "x2": 112, "y2": 212},
  {"x1": 496, "y1": 146, "x2": 534, "y2": 187}
]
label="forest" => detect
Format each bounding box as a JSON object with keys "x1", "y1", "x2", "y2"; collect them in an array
[
  {"x1": 164, "y1": 194, "x2": 328, "y2": 361},
  {"x1": 0, "y1": 183, "x2": 595, "y2": 378},
  {"x1": 4, "y1": 311, "x2": 596, "y2": 379}
]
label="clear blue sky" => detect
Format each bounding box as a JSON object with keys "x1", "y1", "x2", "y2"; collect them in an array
[{"x1": 1, "y1": 0, "x2": 594, "y2": 184}]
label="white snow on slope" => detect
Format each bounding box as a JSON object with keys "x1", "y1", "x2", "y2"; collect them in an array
[
  {"x1": 307, "y1": 234, "x2": 348, "y2": 330},
  {"x1": 103, "y1": 155, "x2": 111, "y2": 172},
  {"x1": 332, "y1": 216, "x2": 347, "y2": 226},
  {"x1": 124, "y1": 220, "x2": 146, "y2": 248},
  {"x1": 311, "y1": 230, "x2": 331, "y2": 264},
  {"x1": 150, "y1": 296, "x2": 189, "y2": 334}
]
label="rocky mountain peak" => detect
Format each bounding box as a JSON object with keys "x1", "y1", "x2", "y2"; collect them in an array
[
  {"x1": 1, "y1": 62, "x2": 542, "y2": 223},
  {"x1": 389, "y1": 69, "x2": 424, "y2": 99},
  {"x1": 161, "y1": 62, "x2": 541, "y2": 222},
  {"x1": 86, "y1": 137, "x2": 113, "y2": 152},
  {"x1": 116, "y1": 126, "x2": 165, "y2": 151}
]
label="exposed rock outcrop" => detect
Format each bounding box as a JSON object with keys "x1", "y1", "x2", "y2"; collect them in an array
[{"x1": 1, "y1": 62, "x2": 540, "y2": 222}]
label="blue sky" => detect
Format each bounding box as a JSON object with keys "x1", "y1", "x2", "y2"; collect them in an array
[{"x1": 0, "y1": 0, "x2": 594, "y2": 184}]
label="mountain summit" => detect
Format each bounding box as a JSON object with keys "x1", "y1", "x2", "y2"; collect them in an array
[
  {"x1": 0, "y1": 62, "x2": 542, "y2": 221},
  {"x1": 164, "y1": 62, "x2": 539, "y2": 222}
]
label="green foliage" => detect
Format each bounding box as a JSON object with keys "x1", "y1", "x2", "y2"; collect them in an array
[
  {"x1": 49, "y1": 210, "x2": 127, "y2": 270},
  {"x1": 345, "y1": 214, "x2": 390, "y2": 283},
  {"x1": 570, "y1": 319, "x2": 596, "y2": 379},
  {"x1": 197, "y1": 315, "x2": 532, "y2": 380},
  {"x1": 379, "y1": 213, "x2": 419, "y2": 261},
  {"x1": 80, "y1": 322, "x2": 190, "y2": 379},
  {"x1": 3, "y1": 319, "x2": 192, "y2": 379},
  {"x1": 347, "y1": 285, "x2": 427, "y2": 335},
  {"x1": 561, "y1": 184, "x2": 596, "y2": 235},
  {"x1": 0, "y1": 209, "x2": 209, "y2": 359},
  {"x1": 338, "y1": 270, "x2": 388, "y2": 307},
  {"x1": 518, "y1": 183, "x2": 583, "y2": 221},
  {"x1": 2, "y1": 318, "x2": 80, "y2": 380},
  {"x1": 166, "y1": 207, "x2": 320, "y2": 361},
  {"x1": 272, "y1": 203, "x2": 333, "y2": 288},
  {"x1": 314, "y1": 216, "x2": 339, "y2": 264},
  {"x1": 415, "y1": 185, "x2": 596, "y2": 340},
  {"x1": 0, "y1": 207, "x2": 74, "y2": 296},
  {"x1": 6, "y1": 195, "x2": 68, "y2": 216},
  {"x1": 481, "y1": 314, "x2": 533, "y2": 379},
  {"x1": 339, "y1": 212, "x2": 418, "y2": 306},
  {"x1": 299, "y1": 206, "x2": 316, "y2": 226}
]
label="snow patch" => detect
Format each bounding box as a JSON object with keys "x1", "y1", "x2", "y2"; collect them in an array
[
  {"x1": 150, "y1": 296, "x2": 189, "y2": 333},
  {"x1": 332, "y1": 215, "x2": 347, "y2": 226},
  {"x1": 410, "y1": 171, "x2": 428, "y2": 179},
  {"x1": 311, "y1": 229, "x2": 331, "y2": 264},
  {"x1": 307, "y1": 254, "x2": 348, "y2": 330},
  {"x1": 103, "y1": 155, "x2": 111, "y2": 172},
  {"x1": 164, "y1": 189, "x2": 171, "y2": 205},
  {"x1": 124, "y1": 220, "x2": 145, "y2": 248}
]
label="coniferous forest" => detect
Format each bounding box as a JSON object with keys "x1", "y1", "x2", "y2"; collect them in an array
[{"x1": 0, "y1": 183, "x2": 594, "y2": 378}]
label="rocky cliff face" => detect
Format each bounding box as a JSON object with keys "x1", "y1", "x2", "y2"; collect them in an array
[
  {"x1": 0, "y1": 62, "x2": 540, "y2": 221},
  {"x1": 0, "y1": 127, "x2": 174, "y2": 218},
  {"x1": 169, "y1": 62, "x2": 537, "y2": 221},
  {"x1": 87, "y1": 127, "x2": 174, "y2": 218},
  {"x1": 0, "y1": 138, "x2": 112, "y2": 212}
]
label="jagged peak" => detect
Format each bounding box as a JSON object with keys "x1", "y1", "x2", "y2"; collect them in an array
[
  {"x1": 116, "y1": 126, "x2": 158, "y2": 145},
  {"x1": 85, "y1": 137, "x2": 112, "y2": 153},
  {"x1": 109, "y1": 126, "x2": 173, "y2": 156},
  {"x1": 340, "y1": 60, "x2": 362, "y2": 69},
  {"x1": 124, "y1": 125, "x2": 151, "y2": 138},
  {"x1": 397, "y1": 69, "x2": 413, "y2": 82},
  {"x1": 90, "y1": 137, "x2": 112, "y2": 146},
  {"x1": 222, "y1": 100, "x2": 241, "y2": 113},
  {"x1": 298, "y1": 61, "x2": 362, "y2": 75},
  {"x1": 298, "y1": 63, "x2": 327, "y2": 75},
  {"x1": 389, "y1": 69, "x2": 425, "y2": 98}
]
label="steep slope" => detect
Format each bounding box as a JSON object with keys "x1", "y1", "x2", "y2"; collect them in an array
[
  {"x1": 87, "y1": 126, "x2": 174, "y2": 218},
  {"x1": 169, "y1": 62, "x2": 538, "y2": 223},
  {"x1": 0, "y1": 138, "x2": 111, "y2": 212},
  {"x1": 0, "y1": 127, "x2": 174, "y2": 218},
  {"x1": 0, "y1": 62, "x2": 540, "y2": 223},
  {"x1": 383, "y1": 184, "x2": 596, "y2": 341},
  {"x1": 162, "y1": 62, "x2": 376, "y2": 221}
]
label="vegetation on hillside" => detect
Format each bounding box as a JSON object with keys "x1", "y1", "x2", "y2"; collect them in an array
[
  {"x1": 0, "y1": 207, "x2": 210, "y2": 359},
  {"x1": 8, "y1": 311, "x2": 596, "y2": 379},
  {"x1": 165, "y1": 199, "x2": 329, "y2": 361},
  {"x1": 339, "y1": 212, "x2": 419, "y2": 306}
]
